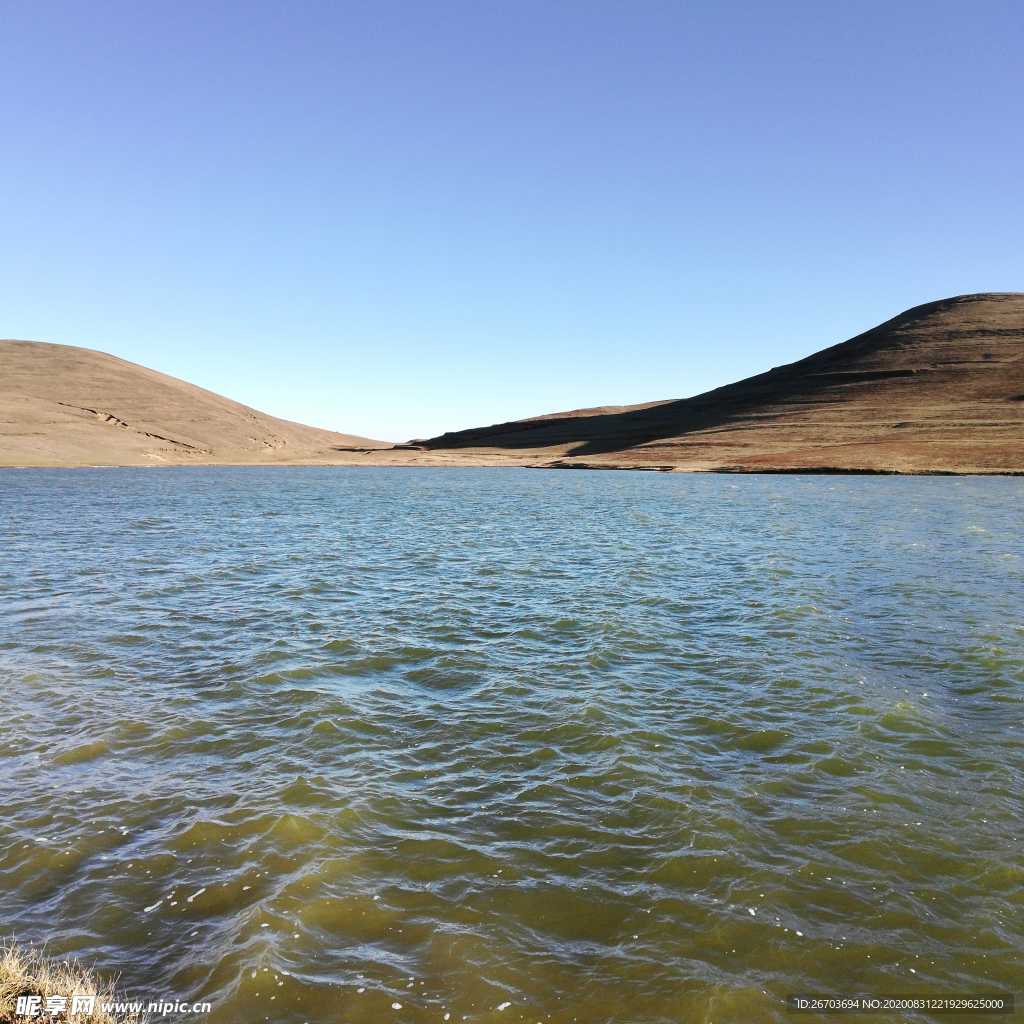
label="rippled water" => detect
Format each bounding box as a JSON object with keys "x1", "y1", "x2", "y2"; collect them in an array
[{"x1": 1, "y1": 469, "x2": 1022, "y2": 1023}]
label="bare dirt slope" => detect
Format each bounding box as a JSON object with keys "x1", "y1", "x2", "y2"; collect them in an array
[
  {"x1": 4, "y1": 294, "x2": 1022, "y2": 472},
  {"x1": 0, "y1": 341, "x2": 391, "y2": 467},
  {"x1": 418, "y1": 293, "x2": 1024, "y2": 473}
]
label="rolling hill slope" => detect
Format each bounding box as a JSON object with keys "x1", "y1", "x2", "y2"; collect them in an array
[
  {"x1": 4, "y1": 294, "x2": 1021, "y2": 471},
  {"x1": 418, "y1": 293, "x2": 1024, "y2": 473},
  {"x1": 0, "y1": 341, "x2": 389, "y2": 466}
]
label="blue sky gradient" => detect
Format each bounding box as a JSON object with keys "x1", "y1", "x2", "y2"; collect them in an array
[{"x1": 2, "y1": 0, "x2": 1022, "y2": 441}]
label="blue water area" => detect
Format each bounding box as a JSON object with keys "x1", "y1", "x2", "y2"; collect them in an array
[{"x1": 1, "y1": 468, "x2": 1021, "y2": 1023}]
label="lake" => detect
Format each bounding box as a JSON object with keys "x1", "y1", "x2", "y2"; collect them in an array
[{"x1": 1, "y1": 469, "x2": 1021, "y2": 1023}]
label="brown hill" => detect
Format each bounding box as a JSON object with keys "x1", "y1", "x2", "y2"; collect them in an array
[
  {"x1": 417, "y1": 293, "x2": 1024, "y2": 473},
  {"x1": 4, "y1": 294, "x2": 1022, "y2": 472},
  {"x1": 0, "y1": 340, "x2": 390, "y2": 467}
]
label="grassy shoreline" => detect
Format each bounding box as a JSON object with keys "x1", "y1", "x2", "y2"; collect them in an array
[{"x1": 0, "y1": 943, "x2": 145, "y2": 1024}]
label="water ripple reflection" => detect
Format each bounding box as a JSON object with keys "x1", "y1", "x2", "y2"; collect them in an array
[{"x1": 1, "y1": 469, "x2": 1021, "y2": 1023}]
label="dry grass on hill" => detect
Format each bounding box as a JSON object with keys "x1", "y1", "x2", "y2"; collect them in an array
[
  {"x1": 418, "y1": 292, "x2": 1024, "y2": 474},
  {"x1": 0, "y1": 339, "x2": 390, "y2": 467},
  {"x1": 0, "y1": 943, "x2": 145, "y2": 1024},
  {"x1": 3, "y1": 293, "x2": 1022, "y2": 471}
]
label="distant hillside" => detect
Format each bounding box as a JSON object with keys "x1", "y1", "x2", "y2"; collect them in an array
[
  {"x1": 417, "y1": 293, "x2": 1024, "y2": 473},
  {"x1": 0, "y1": 341, "x2": 389, "y2": 467},
  {"x1": 4, "y1": 294, "x2": 1022, "y2": 472}
]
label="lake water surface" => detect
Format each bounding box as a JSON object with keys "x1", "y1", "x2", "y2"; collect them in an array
[{"x1": 1, "y1": 469, "x2": 1022, "y2": 1023}]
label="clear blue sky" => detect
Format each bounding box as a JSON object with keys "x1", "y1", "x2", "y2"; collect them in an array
[{"x1": 2, "y1": 1, "x2": 1022, "y2": 442}]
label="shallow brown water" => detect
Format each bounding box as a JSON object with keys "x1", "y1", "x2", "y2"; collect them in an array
[{"x1": 1, "y1": 469, "x2": 1021, "y2": 1023}]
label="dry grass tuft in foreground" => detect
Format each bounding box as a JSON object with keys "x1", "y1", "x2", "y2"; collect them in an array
[{"x1": 0, "y1": 942, "x2": 146, "y2": 1024}]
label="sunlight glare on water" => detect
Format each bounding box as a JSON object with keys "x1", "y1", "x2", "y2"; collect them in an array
[{"x1": 1, "y1": 468, "x2": 1022, "y2": 1023}]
